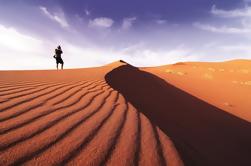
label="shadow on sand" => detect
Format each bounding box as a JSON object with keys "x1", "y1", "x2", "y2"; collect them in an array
[{"x1": 105, "y1": 64, "x2": 251, "y2": 166}]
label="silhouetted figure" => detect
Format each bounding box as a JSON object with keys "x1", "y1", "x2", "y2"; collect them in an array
[{"x1": 53, "y1": 45, "x2": 64, "y2": 70}]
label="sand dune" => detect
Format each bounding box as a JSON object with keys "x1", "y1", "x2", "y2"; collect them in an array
[
  {"x1": 0, "y1": 60, "x2": 250, "y2": 166},
  {"x1": 0, "y1": 61, "x2": 182, "y2": 166}
]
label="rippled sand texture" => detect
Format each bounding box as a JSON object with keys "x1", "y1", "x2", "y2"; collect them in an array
[{"x1": 0, "y1": 61, "x2": 182, "y2": 166}]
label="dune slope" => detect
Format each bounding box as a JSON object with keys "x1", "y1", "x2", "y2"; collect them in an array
[
  {"x1": 0, "y1": 61, "x2": 182, "y2": 166},
  {"x1": 144, "y1": 60, "x2": 251, "y2": 122},
  {"x1": 105, "y1": 63, "x2": 251, "y2": 166}
]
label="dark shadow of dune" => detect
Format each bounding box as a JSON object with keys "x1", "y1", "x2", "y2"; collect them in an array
[{"x1": 105, "y1": 64, "x2": 251, "y2": 166}]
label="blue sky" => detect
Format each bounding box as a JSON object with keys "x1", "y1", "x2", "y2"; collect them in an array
[{"x1": 0, "y1": 0, "x2": 251, "y2": 69}]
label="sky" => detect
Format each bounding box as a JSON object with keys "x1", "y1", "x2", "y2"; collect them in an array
[{"x1": 0, "y1": 0, "x2": 251, "y2": 69}]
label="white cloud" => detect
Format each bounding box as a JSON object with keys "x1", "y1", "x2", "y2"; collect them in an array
[
  {"x1": 129, "y1": 49, "x2": 197, "y2": 66},
  {"x1": 217, "y1": 44, "x2": 251, "y2": 60},
  {"x1": 193, "y1": 22, "x2": 251, "y2": 34},
  {"x1": 0, "y1": 24, "x2": 51, "y2": 70},
  {"x1": 122, "y1": 17, "x2": 137, "y2": 30},
  {"x1": 211, "y1": 5, "x2": 251, "y2": 18},
  {"x1": 0, "y1": 21, "x2": 201, "y2": 70},
  {"x1": 61, "y1": 43, "x2": 112, "y2": 67},
  {"x1": 0, "y1": 24, "x2": 112, "y2": 69},
  {"x1": 220, "y1": 44, "x2": 251, "y2": 51},
  {"x1": 0, "y1": 25, "x2": 42, "y2": 52},
  {"x1": 58, "y1": 42, "x2": 197, "y2": 68},
  {"x1": 89, "y1": 17, "x2": 114, "y2": 28},
  {"x1": 116, "y1": 43, "x2": 198, "y2": 66},
  {"x1": 39, "y1": 6, "x2": 69, "y2": 28},
  {"x1": 55, "y1": 41, "x2": 199, "y2": 68}
]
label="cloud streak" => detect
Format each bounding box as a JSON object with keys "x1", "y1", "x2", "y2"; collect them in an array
[{"x1": 39, "y1": 6, "x2": 69, "y2": 28}]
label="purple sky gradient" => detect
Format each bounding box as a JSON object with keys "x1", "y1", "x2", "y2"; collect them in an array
[{"x1": 0, "y1": 0, "x2": 250, "y2": 69}]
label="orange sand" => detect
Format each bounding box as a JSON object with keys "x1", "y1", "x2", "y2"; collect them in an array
[
  {"x1": 144, "y1": 60, "x2": 251, "y2": 122},
  {"x1": 0, "y1": 60, "x2": 250, "y2": 166}
]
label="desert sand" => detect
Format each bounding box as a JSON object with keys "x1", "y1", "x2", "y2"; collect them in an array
[{"x1": 0, "y1": 60, "x2": 250, "y2": 166}]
